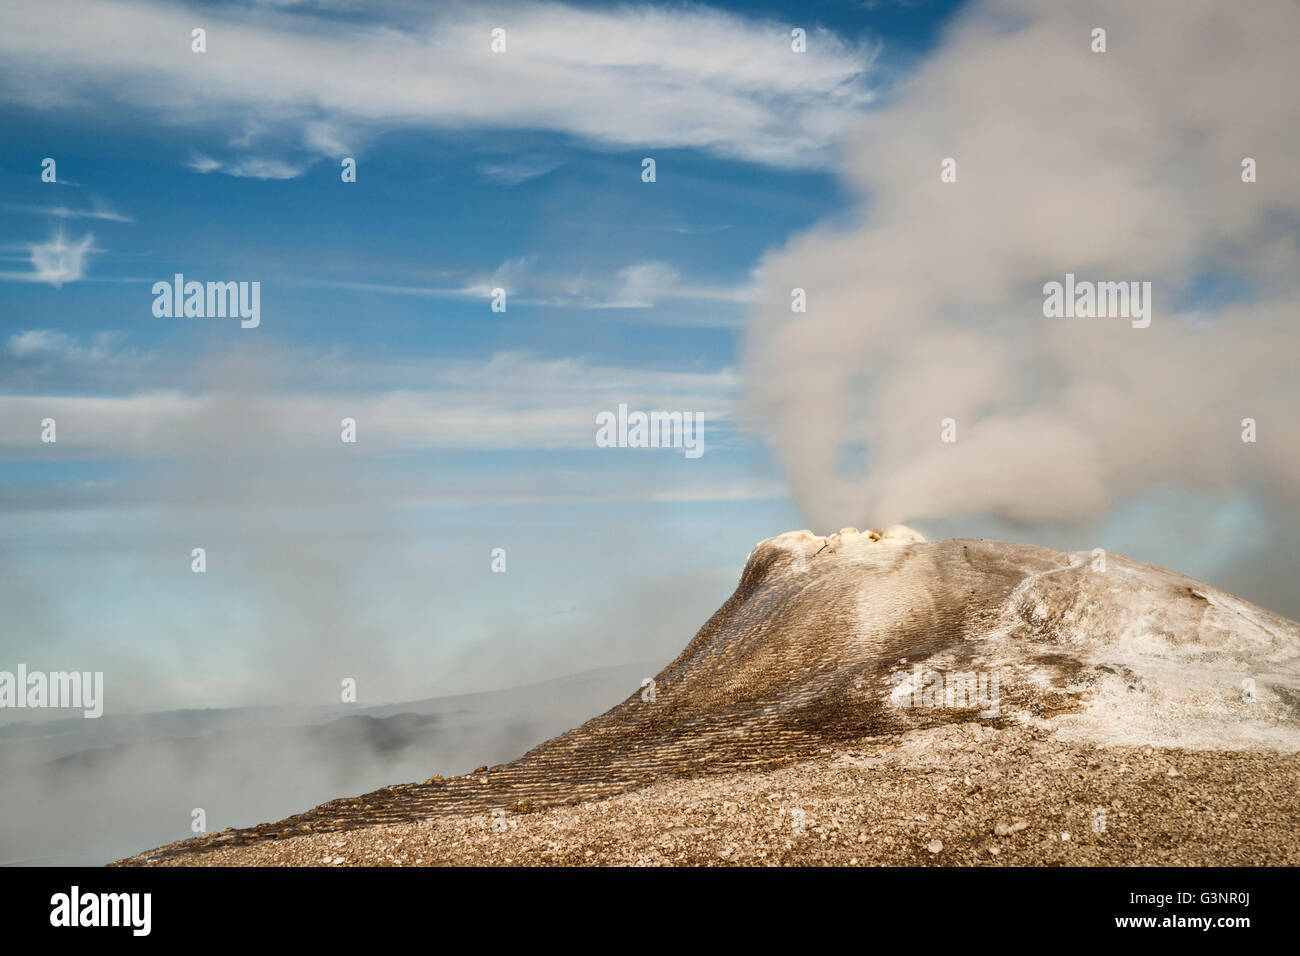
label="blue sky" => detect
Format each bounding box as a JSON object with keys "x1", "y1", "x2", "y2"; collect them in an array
[{"x1": 2, "y1": 0, "x2": 1296, "y2": 715}]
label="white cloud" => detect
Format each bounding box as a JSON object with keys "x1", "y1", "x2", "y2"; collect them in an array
[
  {"x1": 226, "y1": 157, "x2": 308, "y2": 179},
  {"x1": 605, "y1": 262, "x2": 679, "y2": 308},
  {"x1": 299, "y1": 257, "x2": 757, "y2": 320},
  {"x1": 2, "y1": 330, "x2": 156, "y2": 392},
  {"x1": 186, "y1": 154, "x2": 306, "y2": 179},
  {"x1": 477, "y1": 157, "x2": 565, "y2": 185},
  {"x1": 53, "y1": 204, "x2": 132, "y2": 223},
  {"x1": 7, "y1": 329, "x2": 78, "y2": 358},
  {"x1": 0, "y1": 0, "x2": 876, "y2": 169},
  {"x1": 187, "y1": 155, "x2": 223, "y2": 174},
  {"x1": 602, "y1": 261, "x2": 760, "y2": 309},
  {"x1": 0, "y1": 350, "x2": 736, "y2": 458},
  {"x1": 19, "y1": 231, "x2": 96, "y2": 287},
  {"x1": 6, "y1": 329, "x2": 139, "y2": 363},
  {"x1": 3, "y1": 200, "x2": 133, "y2": 223}
]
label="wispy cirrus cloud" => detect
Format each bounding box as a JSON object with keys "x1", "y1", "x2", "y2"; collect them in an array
[
  {"x1": 186, "y1": 154, "x2": 223, "y2": 174},
  {"x1": 186, "y1": 154, "x2": 308, "y2": 179},
  {"x1": 3, "y1": 200, "x2": 133, "y2": 223},
  {"x1": 0, "y1": 0, "x2": 877, "y2": 170},
  {"x1": 299, "y1": 257, "x2": 758, "y2": 320},
  {"x1": 0, "y1": 345, "x2": 736, "y2": 459},
  {"x1": 477, "y1": 157, "x2": 566, "y2": 185},
  {"x1": 550, "y1": 261, "x2": 759, "y2": 311}
]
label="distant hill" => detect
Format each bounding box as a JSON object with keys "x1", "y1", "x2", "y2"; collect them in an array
[{"x1": 1, "y1": 663, "x2": 652, "y2": 866}]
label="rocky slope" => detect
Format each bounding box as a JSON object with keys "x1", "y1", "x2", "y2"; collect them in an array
[{"x1": 117, "y1": 527, "x2": 1300, "y2": 866}]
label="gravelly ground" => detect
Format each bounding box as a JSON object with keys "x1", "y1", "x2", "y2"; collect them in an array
[{"x1": 145, "y1": 724, "x2": 1300, "y2": 866}]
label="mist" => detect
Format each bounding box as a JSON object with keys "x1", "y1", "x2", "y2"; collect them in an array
[
  {"x1": 0, "y1": 665, "x2": 649, "y2": 865},
  {"x1": 0, "y1": 339, "x2": 738, "y2": 864}
]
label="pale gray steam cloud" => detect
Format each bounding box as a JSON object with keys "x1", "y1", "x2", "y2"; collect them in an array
[{"x1": 743, "y1": 0, "x2": 1300, "y2": 532}]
